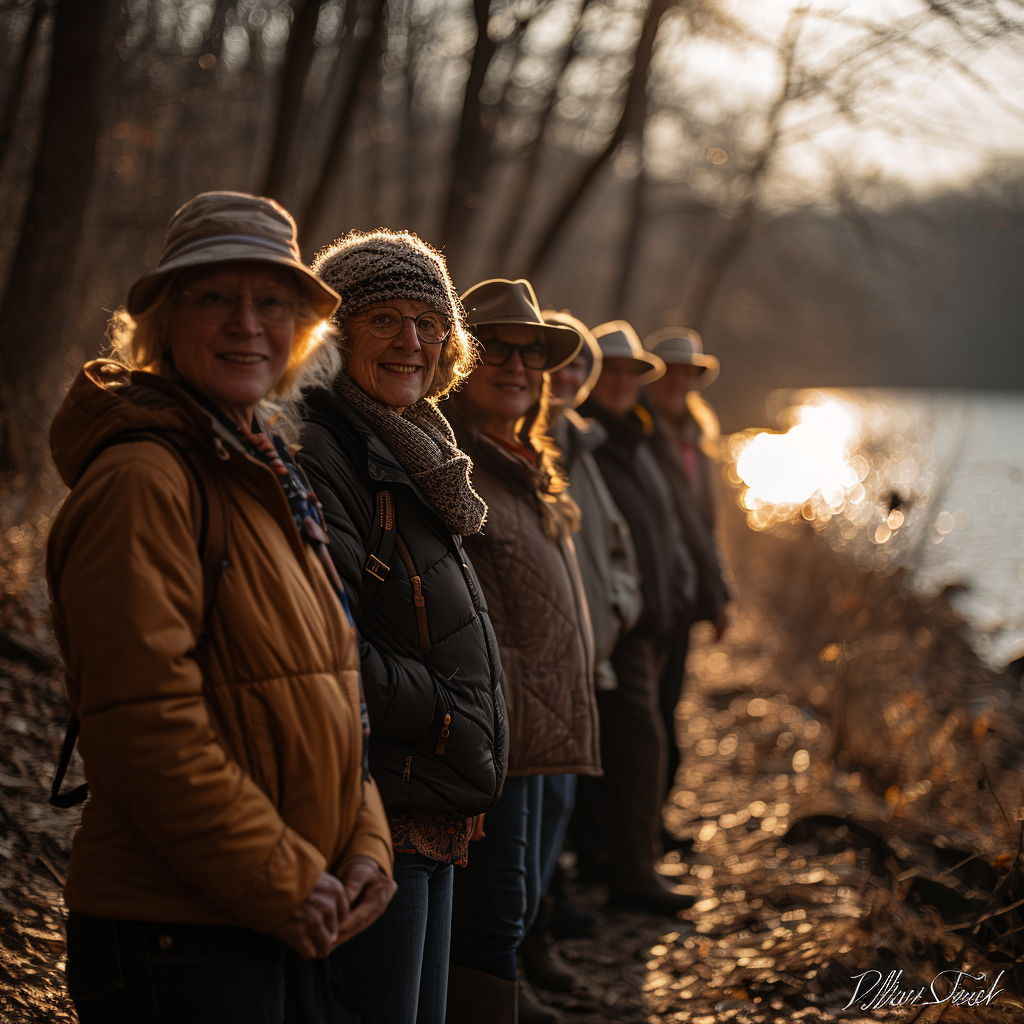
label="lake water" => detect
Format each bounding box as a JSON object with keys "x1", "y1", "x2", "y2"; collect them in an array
[{"x1": 727, "y1": 388, "x2": 1024, "y2": 670}]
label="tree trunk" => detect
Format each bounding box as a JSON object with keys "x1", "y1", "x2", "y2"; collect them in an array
[
  {"x1": 489, "y1": 0, "x2": 591, "y2": 277},
  {"x1": 261, "y1": 0, "x2": 322, "y2": 205},
  {"x1": 437, "y1": 0, "x2": 498, "y2": 251},
  {"x1": 299, "y1": 0, "x2": 387, "y2": 237},
  {"x1": 524, "y1": 0, "x2": 669, "y2": 277},
  {"x1": 0, "y1": 2, "x2": 49, "y2": 170},
  {"x1": 0, "y1": 0, "x2": 108, "y2": 470}
]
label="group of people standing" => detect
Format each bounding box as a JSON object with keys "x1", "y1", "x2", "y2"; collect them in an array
[{"x1": 45, "y1": 190, "x2": 729, "y2": 1024}]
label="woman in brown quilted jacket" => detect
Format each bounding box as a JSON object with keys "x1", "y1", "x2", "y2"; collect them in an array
[
  {"x1": 46, "y1": 192, "x2": 395, "y2": 1024},
  {"x1": 443, "y1": 278, "x2": 600, "y2": 1024}
]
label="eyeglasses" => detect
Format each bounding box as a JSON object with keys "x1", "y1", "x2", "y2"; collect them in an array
[
  {"x1": 477, "y1": 335, "x2": 553, "y2": 370},
  {"x1": 178, "y1": 288, "x2": 298, "y2": 326},
  {"x1": 355, "y1": 306, "x2": 452, "y2": 345}
]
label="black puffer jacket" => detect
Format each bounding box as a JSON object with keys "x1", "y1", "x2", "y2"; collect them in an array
[{"x1": 298, "y1": 386, "x2": 507, "y2": 815}]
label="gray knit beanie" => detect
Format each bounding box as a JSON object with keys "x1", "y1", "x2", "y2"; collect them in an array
[{"x1": 311, "y1": 228, "x2": 460, "y2": 324}]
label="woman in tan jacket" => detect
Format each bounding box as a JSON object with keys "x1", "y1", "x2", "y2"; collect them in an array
[
  {"x1": 46, "y1": 192, "x2": 394, "y2": 1024},
  {"x1": 443, "y1": 278, "x2": 599, "y2": 1024}
]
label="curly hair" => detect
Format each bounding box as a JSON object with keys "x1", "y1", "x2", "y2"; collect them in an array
[
  {"x1": 310, "y1": 228, "x2": 477, "y2": 402},
  {"x1": 105, "y1": 268, "x2": 340, "y2": 443}
]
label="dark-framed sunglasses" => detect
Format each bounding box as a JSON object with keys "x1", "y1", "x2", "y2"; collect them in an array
[
  {"x1": 477, "y1": 335, "x2": 554, "y2": 370},
  {"x1": 357, "y1": 306, "x2": 452, "y2": 345}
]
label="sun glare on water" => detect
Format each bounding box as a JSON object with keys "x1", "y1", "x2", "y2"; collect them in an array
[{"x1": 733, "y1": 398, "x2": 861, "y2": 514}]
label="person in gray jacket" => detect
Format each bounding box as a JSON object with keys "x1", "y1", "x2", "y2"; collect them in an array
[{"x1": 546, "y1": 311, "x2": 642, "y2": 692}]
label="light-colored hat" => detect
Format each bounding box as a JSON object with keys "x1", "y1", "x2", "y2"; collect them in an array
[
  {"x1": 592, "y1": 320, "x2": 665, "y2": 384},
  {"x1": 644, "y1": 326, "x2": 719, "y2": 388},
  {"x1": 542, "y1": 310, "x2": 602, "y2": 407},
  {"x1": 127, "y1": 191, "x2": 340, "y2": 319},
  {"x1": 461, "y1": 278, "x2": 582, "y2": 370}
]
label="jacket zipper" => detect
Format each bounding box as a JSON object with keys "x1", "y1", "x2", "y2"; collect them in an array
[
  {"x1": 402, "y1": 754, "x2": 412, "y2": 783},
  {"x1": 435, "y1": 713, "x2": 451, "y2": 755}
]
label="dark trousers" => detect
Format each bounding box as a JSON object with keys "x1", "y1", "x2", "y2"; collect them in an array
[
  {"x1": 658, "y1": 624, "x2": 693, "y2": 801},
  {"x1": 449, "y1": 775, "x2": 543, "y2": 981},
  {"x1": 331, "y1": 851, "x2": 453, "y2": 1024},
  {"x1": 574, "y1": 631, "x2": 667, "y2": 893},
  {"x1": 65, "y1": 912, "x2": 350, "y2": 1024}
]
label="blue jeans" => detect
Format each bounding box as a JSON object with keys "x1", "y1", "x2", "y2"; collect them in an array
[
  {"x1": 65, "y1": 912, "x2": 350, "y2": 1024},
  {"x1": 539, "y1": 774, "x2": 577, "y2": 897},
  {"x1": 331, "y1": 852, "x2": 453, "y2": 1024},
  {"x1": 449, "y1": 775, "x2": 543, "y2": 981}
]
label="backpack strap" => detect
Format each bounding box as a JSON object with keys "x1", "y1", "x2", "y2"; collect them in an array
[
  {"x1": 355, "y1": 490, "x2": 396, "y2": 621},
  {"x1": 50, "y1": 429, "x2": 230, "y2": 809}
]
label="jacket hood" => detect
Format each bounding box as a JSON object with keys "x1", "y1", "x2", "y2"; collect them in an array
[{"x1": 50, "y1": 360, "x2": 235, "y2": 488}]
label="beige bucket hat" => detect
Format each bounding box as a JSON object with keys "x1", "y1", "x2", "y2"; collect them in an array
[
  {"x1": 644, "y1": 326, "x2": 719, "y2": 388},
  {"x1": 461, "y1": 278, "x2": 582, "y2": 370},
  {"x1": 542, "y1": 310, "x2": 602, "y2": 407},
  {"x1": 127, "y1": 191, "x2": 340, "y2": 319},
  {"x1": 592, "y1": 320, "x2": 665, "y2": 385}
]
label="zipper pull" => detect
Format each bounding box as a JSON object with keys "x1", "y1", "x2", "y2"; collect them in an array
[
  {"x1": 435, "y1": 713, "x2": 451, "y2": 755},
  {"x1": 402, "y1": 754, "x2": 412, "y2": 782}
]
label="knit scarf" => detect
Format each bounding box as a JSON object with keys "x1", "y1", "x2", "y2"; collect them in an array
[{"x1": 334, "y1": 373, "x2": 487, "y2": 536}]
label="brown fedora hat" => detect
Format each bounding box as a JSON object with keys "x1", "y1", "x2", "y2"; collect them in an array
[
  {"x1": 127, "y1": 191, "x2": 340, "y2": 319},
  {"x1": 461, "y1": 278, "x2": 582, "y2": 370}
]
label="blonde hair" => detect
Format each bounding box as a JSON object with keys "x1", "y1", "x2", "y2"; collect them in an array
[{"x1": 106, "y1": 268, "x2": 341, "y2": 443}]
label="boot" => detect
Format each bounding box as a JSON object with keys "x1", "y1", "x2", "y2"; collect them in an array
[
  {"x1": 549, "y1": 865, "x2": 598, "y2": 939},
  {"x1": 607, "y1": 874, "x2": 695, "y2": 916},
  {"x1": 520, "y1": 899, "x2": 576, "y2": 992},
  {"x1": 445, "y1": 963, "x2": 517, "y2": 1024},
  {"x1": 516, "y1": 976, "x2": 562, "y2": 1024}
]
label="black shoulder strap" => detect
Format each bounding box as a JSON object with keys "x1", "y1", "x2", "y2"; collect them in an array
[
  {"x1": 50, "y1": 429, "x2": 230, "y2": 809},
  {"x1": 354, "y1": 490, "x2": 396, "y2": 622}
]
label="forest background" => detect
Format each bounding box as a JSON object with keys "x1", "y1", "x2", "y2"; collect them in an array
[{"x1": 1, "y1": 0, "x2": 1024, "y2": 477}]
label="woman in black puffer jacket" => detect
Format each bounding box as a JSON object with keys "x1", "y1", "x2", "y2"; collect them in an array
[{"x1": 297, "y1": 229, "x2": 507, "y2": 1024}]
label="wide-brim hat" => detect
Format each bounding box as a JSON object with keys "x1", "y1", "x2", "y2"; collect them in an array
[
  {"x1": 592, "y1": 320, "x2": 665, "y2": 385},
  {"x1": 127, "y1": 191, "x2": 340, "y2": 320},
  {"x1": 644, "y1": 326, "x2": 720, "y2": 388},
  {"x1": 461, "y1": 278, "x2": 582, "y2": 371},
  {"x1": 542, "y1": 310, "x2": 602, "y2": 407}
]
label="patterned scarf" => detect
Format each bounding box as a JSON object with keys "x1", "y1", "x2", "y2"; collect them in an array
[
  {"x1": 239, "y1": 420, "x2": 372, "y2": 783},
  {"x1": 334, "y1": 373, "x2": 487, "y2": 536}
]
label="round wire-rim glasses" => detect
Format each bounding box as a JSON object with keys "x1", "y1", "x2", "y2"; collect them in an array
[{"x1": 357, "y1": 306, "x2": 452, "y2": 345}]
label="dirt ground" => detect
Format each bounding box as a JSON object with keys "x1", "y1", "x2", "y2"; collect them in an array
[{"x1": 3, "y1": 502, "x2": 1024, "y2": 1022}]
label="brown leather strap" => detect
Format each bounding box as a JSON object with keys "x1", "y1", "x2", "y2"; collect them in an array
[{"x1": 394, "y1": 533, "x2": 431, "y2": 652}]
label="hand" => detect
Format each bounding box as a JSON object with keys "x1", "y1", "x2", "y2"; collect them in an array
[
  {"x1": 470, "y1": 813, "x2": 486, "y2": 842},
  {"x1": 334, "y1": 856, "x2": 396, "y2": 945},
  {"x1": 714, "y1": 609, "x2": 731, "y2": 641},
  {"x1": 269, "y1": 871, "x2": 349, "y2": 959}
]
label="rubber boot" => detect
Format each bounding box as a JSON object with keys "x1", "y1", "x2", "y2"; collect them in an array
[{"x1": 445, "y1": 963, "x2": 517, "y2": 1024}]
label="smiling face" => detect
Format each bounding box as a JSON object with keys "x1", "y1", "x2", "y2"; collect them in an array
[
  {"x1": 166, "y1": 262, "x2": 299, "y2": 429},
  {"x1": 459, "y1": 324, "x2": 546, "y2": 441},
  {"x1": 646, "y1": 362, "x2": 703, "y2": 421},
  {"x1": 343, "y1": 298, "x2": 442, "y2": 411},
  {"x1": 589, "y1": 357, "x2": 645, "y2": 418},
  {"x1": 548, "y1": 353, "x2": 589, "y2": 412}
]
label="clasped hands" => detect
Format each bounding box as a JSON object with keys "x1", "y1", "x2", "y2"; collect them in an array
[{"x1": 269, "y1": 856, "x2": 397, "y2": 959}]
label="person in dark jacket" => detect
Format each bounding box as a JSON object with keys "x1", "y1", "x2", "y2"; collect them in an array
[
  {"x1": 576, "y1": 320, "x2": 697, "y2": 915},
  {"x1": 297, "y1": 230, "x2": 508, "y2": 1024},
  {"x1": 643, "y1": 327, "x2": 731, "y2": 831},
  {"x1": 445, "y1": 278, "x2": 600, "y2": 1024}
]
